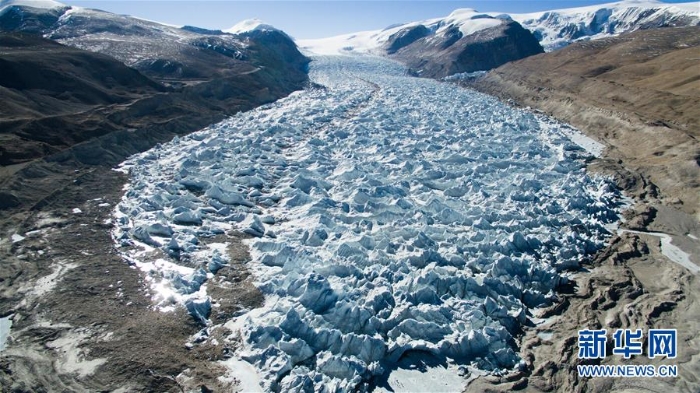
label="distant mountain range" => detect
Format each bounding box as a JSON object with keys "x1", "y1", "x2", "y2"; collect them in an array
[
  {"x1": 299, "y1": 0, "x2": 699, "y2": 77},
  {"x1": 298, "y1": 9, "x2": 545, "y2": 78},
  {"x1": 2, "y1": 0, "x2": 697, "y2": 82}
]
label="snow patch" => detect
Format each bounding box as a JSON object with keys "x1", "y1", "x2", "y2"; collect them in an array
[
  {"x1": 619, "y1": 229, "x2": 699, "y2": 274},
  {"x1": 225, "y1": 18, "x2": 280, "y2": 34},
  {"x1": 26, "y1": 260, "x2": 78, "y2": 300},
  {"x1": 0, "y1": 315, "x2": 12, "y2": 351},
  {"x1": 0, "y1": 0, "x2": 65, "y2": 14},
  {"x1": 46, "y1": 330, "x2": 107, "y2": 377}
]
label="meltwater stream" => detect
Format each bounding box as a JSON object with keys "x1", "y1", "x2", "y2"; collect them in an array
[{"x1": 113, "y1": 56, "x2": 621, "y2": 391}]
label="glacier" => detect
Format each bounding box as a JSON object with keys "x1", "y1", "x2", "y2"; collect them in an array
[{"x1": 113, "y1": 55, "x2": 622, "y2": 391}]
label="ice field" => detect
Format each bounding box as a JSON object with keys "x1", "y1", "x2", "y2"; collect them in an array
[{"x1": 113, "y1": 56, "x2": 622, "y2": 391}]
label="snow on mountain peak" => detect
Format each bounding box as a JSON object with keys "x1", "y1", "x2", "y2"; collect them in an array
[
  {"x1": 225, "y1": 18, "x2": 279, "y2": 34},
  {"x1": 300, "y1": 1, "x2": 697, "y2": 56},
  {"x1": 506, "y1": 0, "x2": 700, "y2": 51},
  {"x1": 298, "y1": 10, "x2": 502, "y2": 56},
  {"x1": 0, "y1": 0, "x2": 65, "y2": 13},
  {"x1": 448, "y1": 8, "x2": 479, "y2": 17},
  {"x1": 439, "y1": 10, "x2": 502, "y2": 36}
]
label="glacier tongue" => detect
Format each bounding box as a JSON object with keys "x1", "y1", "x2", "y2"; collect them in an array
[{"x1": 113, "y1": 55, "x2": 621, "y2": 391}]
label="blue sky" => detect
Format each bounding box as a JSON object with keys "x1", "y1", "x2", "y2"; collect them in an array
[{"x1": 67, "y1": 1, "x2": 694, "y2": 39}]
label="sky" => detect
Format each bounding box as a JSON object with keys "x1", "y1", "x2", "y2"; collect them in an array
[{"x1": 66, "y1": 0, "x2": 696, "y2": 39}]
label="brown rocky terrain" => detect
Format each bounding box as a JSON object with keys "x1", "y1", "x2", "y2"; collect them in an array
[
  {"x1": 0, "y1": 33, "x2": 167, "y2": 166},
  {"x1": 465, "y1": 25, "x2": 700, "y2": 393}
]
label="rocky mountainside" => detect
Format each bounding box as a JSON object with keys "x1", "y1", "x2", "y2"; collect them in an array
[
  {"x1": 0, "y1": 33, "x2": 168, "y2": 166},
  {"x1": 388, "y1": 19, "x2": 543, "y2": 78},
  {"x1": 0, "y1": 0, "x2": 308, "y2": 84},
  {"x1": 502, "y1": 0, "x2": 700, "y2": 51}
]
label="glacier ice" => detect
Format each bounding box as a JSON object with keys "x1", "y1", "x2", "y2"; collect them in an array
[{"x1": 113, "y1": 55, "x2": 622, "y2": 391}]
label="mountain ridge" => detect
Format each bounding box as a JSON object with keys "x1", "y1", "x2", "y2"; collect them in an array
[{"x1": 0, "y1": 0, "x2": 308, "y2": 84}]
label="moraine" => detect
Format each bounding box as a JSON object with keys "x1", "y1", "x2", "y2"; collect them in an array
[{"x1": 113, "y1": 55, "x2": 621, "y2": 392}]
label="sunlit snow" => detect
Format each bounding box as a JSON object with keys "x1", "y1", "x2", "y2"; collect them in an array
[
  {"x1": 113, "y1": 56, "x2": 621, "y2": 391},
  {"x1": 297, "y1": 9, "x2": 501, "y2": 56}
]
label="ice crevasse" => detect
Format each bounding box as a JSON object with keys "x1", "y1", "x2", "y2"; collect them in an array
[{"x1": 113, "y1": 56, "x2": 622, "y2": 391}]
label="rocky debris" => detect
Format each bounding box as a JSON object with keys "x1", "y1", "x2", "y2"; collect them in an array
[{"x1": 623, "y1": 205, "x2": 658, "y2": 231}]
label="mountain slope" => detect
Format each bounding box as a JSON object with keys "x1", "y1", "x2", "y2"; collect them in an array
[
  {"x1": 0, "y1": 0, "x2": 308, "y2": 84},
  {"x1": 0, "y1": 33, "x2": 167, "y2": 166},
  {"x1": 390, "y1": 19, "x2": 543, "y2": 78}
]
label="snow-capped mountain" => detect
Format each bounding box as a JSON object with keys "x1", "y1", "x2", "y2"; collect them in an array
[
  {"x1": 298, "y1": 9, "x2": 507, "y2": 56},
  {"x1": 225, "y1": 18, "x2": 280, "y2": 35},
  {"x1": 505, "y1": 0, "x2": 700, "y2": 51},
  {"x1": 299, "y1": 9, "x2": 543, "y2": 79},
  {"x1": 299, "y1": 0, "x2": 698, "y2": 77},
  {"x1": 0, "y1": 0, "x2": 305, "y2": 82}
]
